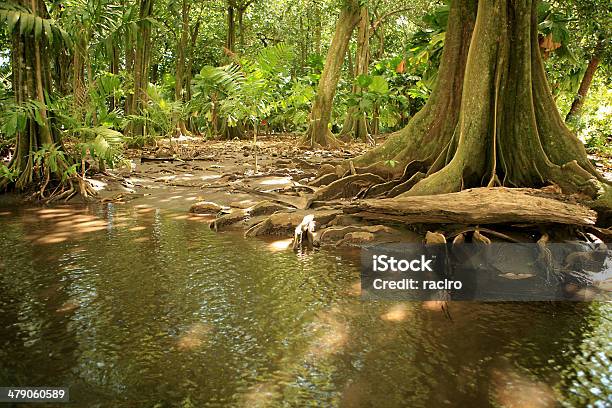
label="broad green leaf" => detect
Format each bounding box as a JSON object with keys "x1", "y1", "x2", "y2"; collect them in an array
[
  {"x1": 20, "y1": 14, "x2": 34, "y2": 36},
  {"x1": 356, "y1": 74, "x2": 372, "y2": 88},
  {"x1": 34, "y1": 16, "x2": 42, "y2": 41},
  {"x1": 369, "y1": 76, "x2": 389, "y2": 94},
  {"x1": 43, "y1": 19, "x2": 52, "y2": 43},
  {"x1": 8, "y1": 11, "x2": 20, "y2": 32}
]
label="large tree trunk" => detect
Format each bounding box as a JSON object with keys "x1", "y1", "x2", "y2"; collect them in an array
[
  {"x1": 301, "y1": 0, "x2": 360, "y2": 148},
  {"x1": 339, "y1": 6, "x2": 372, "y2": 144},
  {"x1": 565, "y1": 40, "x2": 604, "y2": 122},
  {"x1": 3, "y1": 0, "x2": 93, "y2": 199},
  {"x1": 128, "y1": 0, "x2": 154, "y2": 136},
  {"x1": 352, "y1": 0, "x2": 607, "y2": 201}
]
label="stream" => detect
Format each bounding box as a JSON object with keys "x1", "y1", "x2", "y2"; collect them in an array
[{"x1": 0, "y1": 197, "x2": 610, "y2": 407}]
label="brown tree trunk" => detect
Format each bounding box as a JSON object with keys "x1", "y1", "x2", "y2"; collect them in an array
[
  {"x1": 226, "y1": 4, "x2": 236, "y2": 54},
  {"x1": 313, "y1": 1, "x2": 322, "y2": 56},
  {"x1": 3, "y1": 0, "x2": 93, "y2": 198},
  {"x1": 174, "y1": 0, "x2": 190, "y2": 135},
  {"x1": 109, "y1": 44, "x2": 120, "y2": 111},
  {"x1": 72, "y1": 34, "x2": 87, "y2": 120},
  {"x1": 301, "y1": 0, "x2": 361, "y2": 148},
  {"x1": 340, "y1": 6, "x2": 372, "y2": 144},
  {"x1": 185, "y1": 19, "x2": 201, "y2": 133},
  {"x1": 353, "y1": 0, "x2": 608, "y2": 201},
  {"x1": 128, "y1": 0, "x2": 154, "y2": 136},
  {"x1": 565, "y1": 41, "x2": 604, "y2": 122}
]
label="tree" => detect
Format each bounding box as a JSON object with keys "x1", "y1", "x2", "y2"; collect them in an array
[
  {"x1": 301, "y1": 0, "x2": 360, "y2": 148},
  {"x1": 0, "y1": 0, "x2": 94, "y2": 198},
  {"x1": 565, "y1": 39, "x2": 604, "y2": 122},
  {"x1": 127, "y1": 0, "x2": 154, "y2": 136},
  {"x1": 351, "y1": 0, "x2": 609, "y2": 201},
  {"x1": 338, "y1": 5, "x2": 371, "y2": 144},
  {"x1": 173, "y1": 0, "x2": 191, "y2": 135}
]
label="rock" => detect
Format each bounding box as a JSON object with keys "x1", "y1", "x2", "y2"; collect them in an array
[
  {"x1": 210, "y1": 209, "x2": 249, "y2": 231},
  {"x1": 310, "y1": 173, "x2": 339, "y2": 187},
  {"x1": 425, "y1": 231, "x2": 446, "y2": 245},
  {"x1": 245, "y1": 209, "x2": 342, "y2": 237},
  {"x1": 318, "y1": 225, "x2": 397, "y2": 245},
  {"x1": 316, "y1": 163, "x2": 336, "y2": 178},
  {"x1": 336, "y1": 232, "x2": 376, "y2": 247},
  {"x1": 329, "y1": 214, "x2": 362, "y2": 226},
  {"x1": 230, "y1": 200, "x2": 255, "y2": 209},
  {"x1": 249, "y1": 201, "x2": 290, "y2": 217},
  {"x1": 189, "y1": 201, "x2": 223, "y2": 214}
]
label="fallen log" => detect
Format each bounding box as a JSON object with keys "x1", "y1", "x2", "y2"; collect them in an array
[{"x1": 343, "y1": 188, "x2": 597, "y2": 226}]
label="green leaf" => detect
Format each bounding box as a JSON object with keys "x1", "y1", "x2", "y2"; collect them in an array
[
  {"x1": 43, "y1": 19, "x2": 52, "y2": 43},
  {"x1": 369, "y1": 76, "x2": 389, "y2": 94},
  {"x1": 356, "y1": 74, "x2": 372, "y2": 88},
  {"x1": 20, "y1": 13, "x2": 34, "y2": 36},
  {"x1": 7, "y1": 11, "x2": 20, "y2": 32},
  {"x1": 34, "y1": 15, "x2": 42, "y2": 41}
]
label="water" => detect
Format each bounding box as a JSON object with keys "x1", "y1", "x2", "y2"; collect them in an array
[{"x1": 0, "y1": 201, "x2": 610, "y2": 407}]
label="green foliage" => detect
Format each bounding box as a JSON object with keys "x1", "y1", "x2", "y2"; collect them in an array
[
  {"x1": 0, "y1": 1, "x2": 71, "y2": 46},
  {"x1": 192, "y1": 43, "x2": 313, "y2": 135},
  {"x1": 32, "y1": 143, "x2": 78, "y2": 182}
]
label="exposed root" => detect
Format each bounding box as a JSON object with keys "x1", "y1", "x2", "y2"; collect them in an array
[{"x1": 300, "y1": 128, "x2": 344, "y2": 149}]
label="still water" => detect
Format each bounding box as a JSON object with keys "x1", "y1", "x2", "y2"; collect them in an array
[{"x1": 0, "y1": 200, "x2": 610, "y2": 407}]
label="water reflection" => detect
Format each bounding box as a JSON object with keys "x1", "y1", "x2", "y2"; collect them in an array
[{"x1": 0, "y1": 202, "x2": 609, "y2": 407}]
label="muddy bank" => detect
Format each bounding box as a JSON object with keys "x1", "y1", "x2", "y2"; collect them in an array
[{"x1": 85, "y1": 134, "x2": 611, "y2": 250}]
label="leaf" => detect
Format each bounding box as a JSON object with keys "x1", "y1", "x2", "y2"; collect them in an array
[
  {"x1": 369, "y1": 76, "x2": 389, "y2": 94},
  {"x1": 356, "y1": 74, "x2": 372, "y2": 88},
  {"x1": 20, "y1": 13, "x2": 34, "y2": 36},
  {"x1": 34, "y1": 15, "x2": 42, "y2": 41},
  {"x1": 7, "y1": 11, "x2": 20, "y2": 32},
  {"x1": 43, "y1": 19, "x2": 52, "y2": 43}
]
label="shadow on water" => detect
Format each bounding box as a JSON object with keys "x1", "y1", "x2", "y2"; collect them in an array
[{"x1": 0, "y1": 201, "x2": 609, "y2": 407}]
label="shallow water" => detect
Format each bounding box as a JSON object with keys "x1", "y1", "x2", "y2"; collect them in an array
[{"x1": 0, "y1": 201, "x2": 610, "y2": 407}]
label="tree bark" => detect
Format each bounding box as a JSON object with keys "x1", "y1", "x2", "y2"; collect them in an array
[
  {"x1": 301, "y1": 0, "x2": 361, "y2": 148},
  {"x1": 174, "y1": 0, "x2": 190, "y2": 135},
  {"x1": 3, "y1": 0, "x2": 92, "y2": 197},
  {"x1": 339, "y1": 6, "x2": 372, "y2": 144},
  {"x1": 565, "y1": 41, "x2": 604, "y2": 122},
  {"x1": 128, "y1": 0, "x2": 154, "y2": 136},
  {"x1": 352, "y1": 0, "x2": 608, "y2": 200},
  {"x1": 226, "y1": 4, "x2": 236, "y2": 54},
  {"x1": 344, "y1": 187, "x2": 597, "y2": 226}
]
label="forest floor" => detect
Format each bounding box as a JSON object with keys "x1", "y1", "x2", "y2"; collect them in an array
[{"x1": 90, "y1": 133, "x2": 611, "y2": 249}]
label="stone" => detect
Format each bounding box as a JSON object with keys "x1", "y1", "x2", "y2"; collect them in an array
[{"x1": 189, "y1": 201, "x2": 223, "y2": 214}]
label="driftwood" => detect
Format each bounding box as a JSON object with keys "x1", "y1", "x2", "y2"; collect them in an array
[{"x1": 343, "y1": 188, "x2": 597, "y2": 226}]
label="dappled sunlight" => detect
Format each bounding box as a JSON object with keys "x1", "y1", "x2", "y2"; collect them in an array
[
  {"x1": 20, "y1": 207, "x2": 110, "y2": 245},
  {"x1": 422, "y1": 300, "x2": 446, "y2": 312},
  {"x1": 239, "y1": 381, "x2": 281, "y2": 408},
  {"x1": 176, "y1": 323, "x2": 212, "y2": 351},
  {"x1": 258, "y1": 177, "x2": 292, "y2": 186},
  {"x1": 267, "y1": 238, "x2": 293, "y2": 252},
  {"x1": 380, "y1": 303, "x2": 412, "y2": 322},
  {"x1": 345, "y1": 280, "x2": 361, "y2": 297},
  {"x1": 305, "y1": 308, "x2": 350, "y2": 361},
  {"x1": 55, "y1": 299, "x2": 80, "y2": 314},
  {"x1": 491, "y1": 367, "x2": 557, "y2": 408}
]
